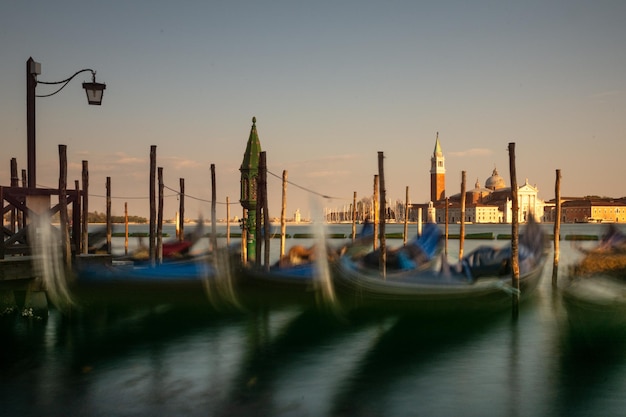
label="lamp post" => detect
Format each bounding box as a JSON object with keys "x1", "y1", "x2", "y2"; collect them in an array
[{"x1": 26, "y1": 57, "x2": 106, "y2": 189}]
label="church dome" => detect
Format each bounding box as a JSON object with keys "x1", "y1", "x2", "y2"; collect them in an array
[{"x1": 485, "y1": 168, "x2": 506, "y2": 190}]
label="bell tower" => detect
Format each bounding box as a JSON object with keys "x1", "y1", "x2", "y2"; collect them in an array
[{"x1": 430, "y1": 132, "x2": 445, "y2": 202}]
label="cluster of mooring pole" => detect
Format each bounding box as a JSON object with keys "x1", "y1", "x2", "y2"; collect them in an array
[{"x1": 239, "y1": 117, "x2": 262, "y2": 263}]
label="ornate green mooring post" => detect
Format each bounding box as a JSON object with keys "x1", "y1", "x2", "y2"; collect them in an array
[{"x1": 240, "y1": 116, "x2": 262, "y2": 262}]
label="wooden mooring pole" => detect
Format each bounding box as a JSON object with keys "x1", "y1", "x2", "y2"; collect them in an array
[
  {"x1": 459, "y1": 171, "x2": 466, "y2": 260},
  {"x1": 124, "y1": 202, "x2": 129, "y2": 255},
  {"x1": 178, "y1": 178, "x2": 185, "y2": 242},
  {"x1": 106, "y1": 176, "x2": 112, "y2": 255},
  {"x1": 157, "y1": 167, "x2": 164, "y2": 264},
  {"x1": 256, "y1": 152, "x2": 270, "y2": 270},
  {"x1": 417, "y1": 207, "x2": 422, "y2": 238},
  {"x1": 262, "y1": 155, "x2": 270, "y2": 270},
  {"x1": 373, "y1": 175, "x2": 378, "y2": 251},
  {"x1": 445, "y1": 197, "x2": 449, "y2": 256},
  {"x1": 211, "y1": 164, "x2": 217, "y2": 252},
  {"x1": 351, "y1": 191, "x2": 357, "y2": 242},
  {"x1": 226, "y1": 197, "x2": 231, "y2": 246},
  {"x1": 81, "y1": 160, "x2": 89, "y2": 255},
  {"x1": 73, "y1": 180, "x2": 80, "y2": 251},
  {"x1": 508, "y1": 143, "x2": 520, "y2": 318},
  {"x1": 280, "y1": 170, "x2": 287, "y2": 258},
  {"x1": 552, "y1": 169, "x2": 562, "y2": 286},
  {"x1": 149, "y1": 145, "x2": 156, "y2": 266},
  {"x1": 403, "y1": 186, "x2": 409, "y2": 246},
  {"x1": 378, "y1": 152, "x2": 386, "y2": 278},
  {"x1": 10, "y1": 158, "x2": 18, "y2": 232},
  {"x1": 58, "y1": 145, "x2": 70, "y2": 270}
]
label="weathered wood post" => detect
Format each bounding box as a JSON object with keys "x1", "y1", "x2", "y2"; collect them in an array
[
  {"x1": 178, "y1": 178, "x2": 185, "y2": 242},
  {"x1": 149, "y1": 145, "x2": 157, "y2": 266},
  {"x1": 26, "y1": 57, "x2": 37, "y2": 189},
  {"x1": 445, "y1": 197, "x2": 449, "y2": 256},
  {"x1": 351, "y1": 191, "x2": 357, "y2": 242},
  {"x1": 106, "y1": 176, "x2": 111, "y2": 254},
  {"x1": 211, "y1": 164, "x2": 218, "y2": 252},
  {"x1": 58, "y1": 145, "x2": 71, "y2": 270},
  {"x1": 508, "y1": 142, "x2": 520, "y2": 317},
  {"x1": 280, "y1": 170, "x2": 287, "y2": 258},
  {"x1": 73, "y1": 180, "x2": 81, "y2": 253},
  {"x1": 378, "y1": 152, "x2": 386, "y2": 278},
  {"x1": 157, "y1": 167, "x2": 164, "y2": 264},
  {"x1": 226, "y1": 197, "x2": 231, "y2": 246},
  {"x1": 373, "y1": 175, "x2": 379, "y2": 251},
  {"x1": 459, "y1": 171, "x2": 466, "y2": 259},
  {"x1": 81, "y1": 160, "x2": 89, "y2": 254},
  {"x1": 255, "y1": 161, "x2": 263, "y2": 268},
  {"x1": 10, "y1": 158, "x2": 18, "y2": 232},
  {"x1": 263, "y1": 164, "x2": 270, "y2": 270},
  {"x1": 124, "y1": 202, "x2": 129, "y2": 255},
  {"x1": 417, "y1": 207, "x2": 422, "y2": 238},
  {"x1": 404, "y1": 186, "x2": 409, "y2": 245},
  {"x1": 258, "y1": 152, "x2": 270, "y2": 270},
  {"x1": 552, "y1": 169, "x2": 562, "y2": 286}
]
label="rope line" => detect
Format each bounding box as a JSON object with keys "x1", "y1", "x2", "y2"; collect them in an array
[
  {"x1": 162, "y1": 184, "x2": 229, "y2": 204},
  {"x1": 35, "y1": 169, "x2": 348, "y2": 205},
  {"x1": 267, "y1": 170, "x2": 345, "y2": 200}
]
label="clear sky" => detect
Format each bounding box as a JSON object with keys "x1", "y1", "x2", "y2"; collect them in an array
[{"x1": 2, "y1": 1, "x2": 625, "y2": 222}]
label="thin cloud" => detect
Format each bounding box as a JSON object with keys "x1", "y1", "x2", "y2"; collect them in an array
[
  {"x1": 106, "y1": 152, "x2": 144, "y2": 165},
  {"x1": 283, "y1": 153, "x2": 363, "y2": 167},
  {"x1": 306, "y1": 169, "x2": 352, "y2": 179},
  {"x1": 159, "y1": 156, "x2": 205, "y2": 170},
  {"x1": 448, "y1": 148, "x2": 493, "y2": 158},
  {"x1": 591, "y1": 89, "x2": 621, "y2": 99}
]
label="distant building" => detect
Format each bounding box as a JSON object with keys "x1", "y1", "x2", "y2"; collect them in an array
[
  {"x1": 556, "y1": 198, "x2": 626, "y2": 223},
  {"x1": 427, "y1": 135, "x2": 546, "y2": 224}
]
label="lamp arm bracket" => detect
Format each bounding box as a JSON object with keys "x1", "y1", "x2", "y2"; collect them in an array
[{"x1": 35, "y1": 68, "x2": 96, "y2": 98}]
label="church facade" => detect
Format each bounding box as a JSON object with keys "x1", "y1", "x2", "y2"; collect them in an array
[{"x1": 427, "y1": 135, "x2": 546, "y2": 224}]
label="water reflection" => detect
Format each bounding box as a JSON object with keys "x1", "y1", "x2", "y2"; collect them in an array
[
  {"x1": 4, "y1": 223, "x2": 626, "y2": 416},
  {"x1": 211, "y1": 307, "x2": 386, "y2": 416},
  {"x1": 551, "y1": 315, "x2": 626, "y2": 417},
  {"x1": 329, "y1": 311, "x2": 511, "y2": 416}
]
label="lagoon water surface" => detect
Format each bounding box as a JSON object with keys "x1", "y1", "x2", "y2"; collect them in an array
[{"x1": 2, "y1": 223, "x2": 626, "y2": 417}]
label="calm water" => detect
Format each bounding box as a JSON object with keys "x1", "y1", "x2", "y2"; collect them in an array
[{"x1": 2, "y1": 223, "x2": 626, "y2": 417}]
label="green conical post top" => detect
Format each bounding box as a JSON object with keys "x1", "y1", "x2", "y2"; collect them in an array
[
  {"x1": 240, "y1": 116, "x2": 262, "y2": 209},
  {"x1": 240, "y1": 116, "x2": 262, "y2": 172}
]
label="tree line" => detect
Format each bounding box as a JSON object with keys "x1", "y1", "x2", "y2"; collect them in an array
[
  {"x1": 87, "y1": 211, "x2": 147, "y2": 224},
  {"x1": 2, "y1": 211, "x2": 148, "y2": 224}
]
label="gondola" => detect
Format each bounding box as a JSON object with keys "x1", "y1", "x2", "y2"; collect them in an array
[
  {"x1": 235, "y1": 244, "x2": 339, "y2": 307},
  {"x1": 560, "y1": 224, "x2": 626, "y2": 343},
  {"x1": 70, "y1": 250, "x2": 233, "y2": 305},
  {"x1": 333, "y1": 217, "x2": 548, "y2": 316}
]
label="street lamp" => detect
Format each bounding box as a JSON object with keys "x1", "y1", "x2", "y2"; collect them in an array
[{"x1": 26, "y1": 57, "x2": 106, "y2": 189}]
